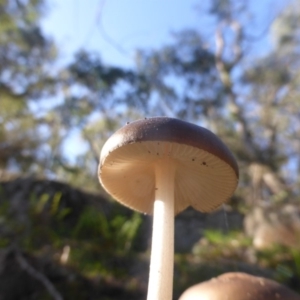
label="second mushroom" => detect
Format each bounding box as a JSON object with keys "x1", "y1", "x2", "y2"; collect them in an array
[{"x1": 98, "y1": 117, "x2": 239, "y2": 300}]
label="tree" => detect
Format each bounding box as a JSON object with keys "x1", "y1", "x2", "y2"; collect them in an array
[
  {"x1": 2, "y1": 0, "x2": 299, "y2": 205},
  {"x1": 1, "y1": 1, "x2": 300, "y2": 298},
  {"x1": 0, "y1": 0, "x2": 57, "y2": 175},
  {"x1": 124, "y1": 0, "x2": 300, "y2": 207}
]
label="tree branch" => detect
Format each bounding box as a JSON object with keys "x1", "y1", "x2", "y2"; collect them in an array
[
  {"x1": 215, "y1": 24, "x2": 256, "y2": 158},
  {"x1": 16, "y1": 251, "x2": 63, "y2": 300}
]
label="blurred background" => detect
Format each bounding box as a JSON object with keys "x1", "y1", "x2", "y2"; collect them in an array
[{"x1": 1, "y1": 0, "x2": 300, "y2": 299}]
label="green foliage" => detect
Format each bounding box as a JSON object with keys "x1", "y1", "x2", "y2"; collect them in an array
[
  {"x1": 1, "y1": 0, "x2": 300, "y2": 297},
  {"x1": 116, "y1": 212, "x2": 142, "y2": 251},
  {"x1": 0, "y1": 185, "x2": 144, "y2": 287},
  {"x1": 73, "y1": 207, "x2": 142, "y2": 253},
  {"x1": 193, "y1": 230, "x2": 251, "y2": 261},
  {"x1": 0, "y1": 0, "x2": 57, "y2": 174},
  {"x1": 72, "y1": 207, "x2": 109, "y2": 240},
  {"x1": 190, "y1": 228, "x2": 300, "y2": 292},
  {"x1": 255, "y1": 245, "x2": 300, "y2": 288},
  {"x1": 30, "y1": 191, "x2": 71, "y2": 222}
]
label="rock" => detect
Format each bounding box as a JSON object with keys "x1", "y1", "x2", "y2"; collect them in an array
[
  {"x1": 175, "y1": 206, "x2": 244, "y2": 253},
  {"x1": 244, "y1": 204, "x2": 300, "y2": 249}
]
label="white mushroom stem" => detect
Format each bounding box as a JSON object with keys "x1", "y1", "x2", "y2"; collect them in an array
[{"x1": 147, "y1": 157, "x2": 176, "y2": 300}]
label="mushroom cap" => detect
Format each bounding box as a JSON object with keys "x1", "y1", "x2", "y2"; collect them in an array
[
  {"x1": 99, "y1": 117, "x2": 238, "y2": 215},
  {"x1": 179, "y1": 272, "x2": 300, "y2": 300}
]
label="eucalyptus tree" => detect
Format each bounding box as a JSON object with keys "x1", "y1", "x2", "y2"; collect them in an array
[
  {"x1": 127, "y1": 0, "x2": 300, "y2": 206},
  {"x1": 0, "y1": 0, "x2": 57, "y2": 175}
]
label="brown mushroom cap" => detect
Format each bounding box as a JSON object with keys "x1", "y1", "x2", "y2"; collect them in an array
[
  {"x1": 99, "y1": 117, "x2": 239, "y2": 215},
  {"x1": 179, "y1": 272, "x2": 300, "y2": 300}
]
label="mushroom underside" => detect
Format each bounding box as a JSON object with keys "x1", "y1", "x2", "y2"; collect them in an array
[{"x1": 100, "y1": 141, "x2": 237, "y2": 215}]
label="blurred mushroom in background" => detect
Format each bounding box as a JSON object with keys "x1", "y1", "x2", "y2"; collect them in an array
[{"x1": 179, "y1": 272, "x2": 300, "y2": 300}]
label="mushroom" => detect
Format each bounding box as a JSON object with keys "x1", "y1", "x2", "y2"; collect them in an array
[
  {"x1": 179, "y1": 272, "x2": 300, "y2": 300},
  {"x1": 98, "y1": 117, "x2": 238, "y2": 300}
]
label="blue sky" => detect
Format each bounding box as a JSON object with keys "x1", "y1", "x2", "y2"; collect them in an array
[
  {"x1": 41, "y1": 0, "x2": 204, "y2": 160},
  {"x1": 41, "y1": 0, "x2": 292, "y2": 68},
  {"x1": 40, "y1": 0, "x2": 291, "y2": 164},
  {"x1": 42, "y1": 0, "x2": 204, "y2": 67}
]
